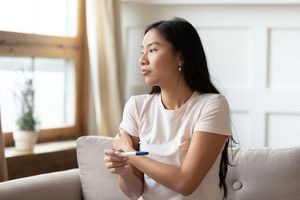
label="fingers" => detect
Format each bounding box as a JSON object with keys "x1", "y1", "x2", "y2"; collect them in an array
[
  {"x1": 104, "y1": 149, "x2": 129, "y2": 174},
  {"x1": 104, "y1": 148, "x2": 119, "y2": 156},
  {"x1": 103, "y1": 149, "x2": 125, "y2": 162}
]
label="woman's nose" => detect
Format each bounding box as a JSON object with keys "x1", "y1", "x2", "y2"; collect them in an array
[{"x1": 139, "y1": 53, "x2": 148, "y2": 66}]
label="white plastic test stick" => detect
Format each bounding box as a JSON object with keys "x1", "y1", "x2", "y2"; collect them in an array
[{"x1": 116, "y1": 151, "x2": 149, "y2": 157}]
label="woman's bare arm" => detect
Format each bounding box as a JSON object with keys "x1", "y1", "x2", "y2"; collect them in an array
[
  {"x1": 118, "y1": 135, "x2": 144, "y2": 199},
  {"x1": 118, "y1": 131, "x2": 228, "y2": 196},
  {"x1": 104, "y1": 133, "x2": 144, "y2": 199}
]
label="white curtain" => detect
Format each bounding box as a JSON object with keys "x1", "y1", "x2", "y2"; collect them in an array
[
  {"x1": 86, "y1": 0, "x2": 122, "y2": 136},
  {"x1": 0, "y1": 111, "x2": 8, "y2": 182}
]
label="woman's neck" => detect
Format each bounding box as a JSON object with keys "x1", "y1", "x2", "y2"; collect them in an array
[{"x1": 160, "y1": 86, "x2": 193, "y2": 110}]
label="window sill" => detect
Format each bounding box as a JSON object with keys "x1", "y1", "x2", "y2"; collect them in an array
[
  {"x1": 5, "y1": 140, "x2": 77, "y2": 158},
  {"x1": 5, "y1": 140, "x2": 78, "y2": 180}
]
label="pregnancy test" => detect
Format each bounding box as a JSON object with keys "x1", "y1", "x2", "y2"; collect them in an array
[{"x1": 116, "y1": 151, "x2": 149, "y2": 157}]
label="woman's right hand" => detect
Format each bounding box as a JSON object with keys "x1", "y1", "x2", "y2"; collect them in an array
[{"x1": 104, "y1": 149, "x2": 130, "y2": 175}]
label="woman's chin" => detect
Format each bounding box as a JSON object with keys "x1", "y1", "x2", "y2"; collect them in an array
[{"x1": 144, "y1": 79, "x2": 155, "y2": 86}]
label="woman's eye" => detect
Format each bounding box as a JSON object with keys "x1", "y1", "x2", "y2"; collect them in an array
[
  {"x1": 141, "y1": 51, "x2": 144, "y2": 55},
  {"x1": 150, "y1": 49, "x2": 157, "y2": 53}
]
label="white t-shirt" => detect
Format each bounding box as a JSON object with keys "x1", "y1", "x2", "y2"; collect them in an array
[{"x1": 120, "y1": 91, "x2": 232, "y2": 200}]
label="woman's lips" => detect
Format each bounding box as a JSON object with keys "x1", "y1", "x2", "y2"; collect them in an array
[{"x1": 142, "y1": 69, "x2": 150, "y2": 76}]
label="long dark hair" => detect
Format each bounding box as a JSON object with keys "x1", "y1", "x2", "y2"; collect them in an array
[{"x1": 145, "y1": 18, "x2": 230, "y2": 199}]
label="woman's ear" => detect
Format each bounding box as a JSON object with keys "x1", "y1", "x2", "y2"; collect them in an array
[{"x1": 177, "y1": 52, "x2": 183, "y2": 66}]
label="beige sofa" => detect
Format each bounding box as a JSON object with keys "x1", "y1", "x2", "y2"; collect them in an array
[{"x1": 0, "y1": 136, "x2": 299, "y2": 200}]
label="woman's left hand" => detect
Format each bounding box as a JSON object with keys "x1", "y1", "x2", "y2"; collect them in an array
[{"x1": 114, "y1": 131, "x2": 133, "y2": 152}]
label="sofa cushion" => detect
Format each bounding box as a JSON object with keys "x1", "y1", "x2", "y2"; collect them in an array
[
  {"x1": 227, "y1": 146, "x2": 300, "y2": 200},
  {"x1": 76, "y1": 136, "x2": 127, "y2": 200}
]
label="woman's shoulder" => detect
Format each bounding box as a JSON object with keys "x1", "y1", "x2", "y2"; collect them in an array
[
  {"x1": 192, "y1": 92, "x2": 229, "y2": 108},
  {"x1": 129, "y1": 93, "x2": 156, "y2": 102},
  {"x1": 194, "y1": 92, "x2": 227, "y2": 102},
  {"x1": 126, "y1": 93, "x2": 158, "y2": 108}
]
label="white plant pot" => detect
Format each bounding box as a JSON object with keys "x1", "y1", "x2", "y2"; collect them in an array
[{"x1": 13, "y1": 130, "x2": 38, "y2": 151}]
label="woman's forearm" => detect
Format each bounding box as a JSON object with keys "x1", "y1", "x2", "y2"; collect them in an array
[
  {"x1": 128, "y1": 132, "x2": 228, "y2": 196},
  {"x1": 118, "y1": 164, "x2": 144, "y2": 200},
  {"x1": 116, "y1": 136, "x2": 198, "y2": 196},
  {"x1": 115, "y1": 131, "x2": 228, "y2": 196},
  {"x1": 117, "y1": 139, "x2": 144, "y2": 199},
  {"x1": 129, "y1": 156, "x2": 193, "y2": 196}
]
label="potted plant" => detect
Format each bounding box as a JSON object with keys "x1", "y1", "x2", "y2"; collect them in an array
[{"x1": 13, "y1": 71, "x2": 39, "y2": 151}]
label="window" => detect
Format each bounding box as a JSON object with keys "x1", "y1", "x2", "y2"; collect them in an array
[
  {"x1": 0, "y1": 0, "x2": 78, "y2": 37},
  {"x1": 0, "y1": 0, "x2": 88, "y2": 146}
]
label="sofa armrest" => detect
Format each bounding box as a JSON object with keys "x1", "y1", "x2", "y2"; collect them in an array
[{"x1": 0, "y1": 169, "x2": 82, "y2": 200}]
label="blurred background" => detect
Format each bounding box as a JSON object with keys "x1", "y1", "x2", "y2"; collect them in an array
[{"x1": 1, "y1": 0, "x2": 300, "y2": 180}]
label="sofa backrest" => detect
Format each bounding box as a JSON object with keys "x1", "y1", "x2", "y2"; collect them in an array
[
  {"x1": 77, "y1": 136, "x2": 300, "y2": 200},
  {"x1": 226, "y1": 146, "x2": 300, "y2": 200}
]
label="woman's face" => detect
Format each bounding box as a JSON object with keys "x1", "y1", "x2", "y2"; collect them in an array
[{"x1": 140, "y1": 28, "x2": 181, "y2": 88}]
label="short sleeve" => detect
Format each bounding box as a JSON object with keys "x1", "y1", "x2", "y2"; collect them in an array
[
  {"x1": 194, "y1": 94, "x2": 232, "y2": 136},
  {"x1": 119, "y1": 97, "x2": 139, "y2": 137}
]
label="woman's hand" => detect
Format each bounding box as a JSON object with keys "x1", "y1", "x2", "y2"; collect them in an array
[
  {"x1": 104, "y1": 132, "x2": 144, "y2": 199},
  {"x1": 104, "y1": 131, "x2": 135, "y2": 175},
  {"x1": 104, "y1": 149, "x2": 130, "y2": 175},
  {"x1": 113, "y1": 131, "x2": 134, "y2": 152}
]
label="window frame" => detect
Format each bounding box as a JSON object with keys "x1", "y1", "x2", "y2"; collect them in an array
[{"x1": 0, "y1": 0, "x2": 89, "y2": 146}]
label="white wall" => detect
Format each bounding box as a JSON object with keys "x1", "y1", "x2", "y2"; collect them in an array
[{"x1": 118, "y1": 0, "x2": 300, "y2": 148}]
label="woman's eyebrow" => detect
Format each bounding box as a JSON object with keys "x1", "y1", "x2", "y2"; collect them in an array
[{"x1": 141, "y1": 41, "x2": 161, "y2": 48}]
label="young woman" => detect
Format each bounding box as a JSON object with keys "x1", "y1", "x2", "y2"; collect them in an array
[{"x1": 104, "y1": 18, "x2": 232, "y2": 200}]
